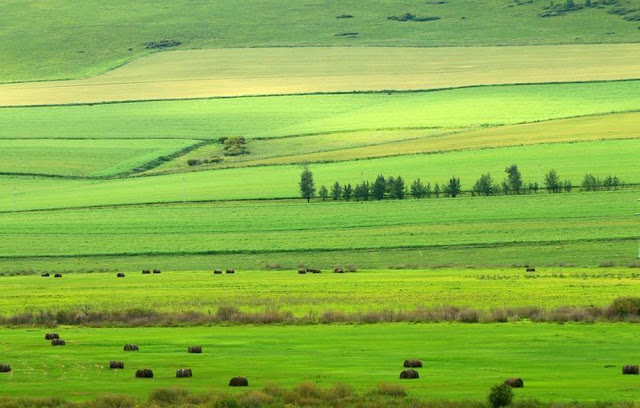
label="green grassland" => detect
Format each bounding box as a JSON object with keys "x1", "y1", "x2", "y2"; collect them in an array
[
  {"x1": 4, "y1": 44, "x2": 640, "y2": 106},
  {"x1": 2, "y1": 268, "x2": 640, "y2": 316},
  {"x1": 158, "y1": 111, "x2": 640, "y2": 172},
  {"x1": 2, "y1": 81, "x2": 640, "y2": 140},
  {"x1": 0, "y1": 139, "x2": 637, "y2": 210},
  {"x1": 2, "y1": 0, "x2": 640, "y2": 82},
  {"x1": 0, "y1": 139, "x2": 198, "y2": 177},
  {"x1": 2, "y1": 324, "x2": 640, "y2": 402},
  {"x1": 0, "y1": 191, "x2": 636, "y2": 272}
]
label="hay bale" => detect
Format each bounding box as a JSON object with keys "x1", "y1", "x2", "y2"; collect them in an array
[
  {"x1": 526, "y1": 267, "x2": 536, "y2": 272},
  {"x1": 152, "y1": 269, "x2": 161, "y2": 274},
  {"x1": 226, "y1": 269, "x2": 235, "y2": 274},
  {"x1": 403, "y1": 359, "x2": 423, "y2": 368},
  {"x1": 51, "y1": 339, "x2": 66, "y2": 346},
  {"x1": 41, "y1": 273, "x2": 50, "y2": 277},
  {"x1": 188, "y1": 346, "x2": 202, "y2": 354},
  {"x1": 116, "y1": 273, "x2": 125, "y2": 278},
  {"x1": 504, "y1": 378, "x2": 524, "y2": 387},
  {"x1": 399, "y1": 369, "x2": 419, "y2": 379},
  {"x1": 229, "y1": 376, "x2": 249, "y2": 386},
  {"x1": 623, "y1": 365, "x2": 639, "y2": 375},
  {"x1": 123, "y1": 344, "x2": 139, "y2": 352},
  {"x1": 45, "y1": 333, "x2": 59, "y2": 340},
  {"x1": 334, "y1": 268, "x2": 344, "y2": 273},
  {"x1": 298, "y1": 269, "x2": 307, "y2": 274},
  {"x1": 54, "y1": 273, "x2": 62, "y2": 278},
  {"x1": 176, "y1": 368, "x2": 193, "y2": 378},
  {"x1": 135, "y1": 369, "x2": 154, "y2": 378},
  {"x1": 109, "y1": 361, "x2": 124, "y2": 369},
  {"x1": 0, "y1": 364, "x2": 11, "y2": 373},
  {"x1": 214, "y1": 269, "x2": 223, "y2": 274},
  {"x1": 142, "y1": 269, "x2": 151, "y2": 274}
]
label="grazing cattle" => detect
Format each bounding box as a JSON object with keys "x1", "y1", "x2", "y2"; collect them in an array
[
  {"x1": 229, "y1": 376, "x2": 249, "y2": 386},
  {"x1": 504, "y1": 378, "x2": 524, "y2": 388},
  {"x1": 399, "y1": 369, "x2": 419, "y2": 379}
]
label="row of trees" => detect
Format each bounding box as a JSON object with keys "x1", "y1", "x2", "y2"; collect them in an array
[{"x1": 299, "y1": 166, "x2": 623, "y2": 202}]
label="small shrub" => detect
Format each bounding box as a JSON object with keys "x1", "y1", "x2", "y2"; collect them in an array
[
  {"x1": 609, "y1": 297, "x2": 640, "y2": 317},
  {"x1": 336, "y1": 14, "x2": 353, "y2": 18},
  {"x1": 488, "y1": 383, "x2": 513, "y2": 408},
  {"x1": 376, "y1": 383, "x2": 407, "y2": 397},
  {"x1": 144, "y1": 39, "x2": 181, "y2": 49},
  {"x1": 94, "y1": 394, "x2": 137, "y2": 408},
  {"x1": 187, "y1": 159, "x2": 202, "y2": 166}
]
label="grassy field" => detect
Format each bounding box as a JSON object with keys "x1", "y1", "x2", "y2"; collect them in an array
[
  {"x1": 2, "y1": 324, "x2": 640, "y2": 402},
  {"x1": 3, "y1": 44, "x2": 640, "y2": 105},
  {"x1": 0, "y1": 139, "x2": 198, "y2": 177},
  {"x1": 0, "y1": 191, "x2": 636, "y2": 272},
  {"x1": 2, "y1": 0, "x2": 640, "y2": 82},
  {"x1": 3, "y1": 268, "x2": 640, "y2": 316},
  {"x1": 0, "y1": 138, "x2": 637, "y2": 210},
  {"x1": 158, "y1": 111, "x2": 640, "y2": 172},
  {"x1": 2, "y1": 81, "x2": 640, "y2": 141}
]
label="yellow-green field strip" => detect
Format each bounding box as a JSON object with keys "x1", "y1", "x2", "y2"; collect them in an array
[{"x1": 2, "y1": 44, "x2": 640, "y2": 106}]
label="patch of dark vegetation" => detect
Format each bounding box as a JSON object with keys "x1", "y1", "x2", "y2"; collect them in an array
[
  {"x1": 6, "y1": 296, "x2": 640, "y2": 327},
  {"x1": 220, "y1": 136, "x2": 249, "y2": 156},
  {"x1": 336, "y1": 14, "x2": 353, "y2": 18},
  {"x1": 187, "y1": 156, "x2": 223, "y2": 167},
  {"x1": 510, "y1": 0, "x2": 533, "y2": 6},
  {"x1": 539, "y1": 0, "x2": 584, "y2": 17},
  {"x1": 388, "y1": 13, "x2": 440, "y2": 21},
  {"x1": 129, "y1": 140, "x2": 211, "y2": 176},
  {"x1": 607, "y1": 6, "x2": 638, "y2": 15},
  {"x1": 144, "y1": 39, "x2": 181, "y2": 49},
  {"x1": 623, "y1": 13, "x2": 640, "y2": 20},
  {"x1": 426, "y1": 0, "x2": 448, "y2": 4},
  {"x1": 335, "y1": 32, "x2": 359, "y2": 37}
]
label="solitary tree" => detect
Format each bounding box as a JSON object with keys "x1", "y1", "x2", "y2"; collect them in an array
[
  {"x1": 372, "y1": 175, "x2": 386, "y2": 200},
  {"x1": 504, "y1": 164, "x2": 523, "y2": 194},
  {"x1": 342, "y1": 183, "x2": 353, "y2": 201},
  {"x1": 299, "y1": 167, "x2": 316, "y2": 202},
  {"x1": 544, "y1": 169, "x2": 562, "y2": 193},
  {"x1": 319, "y1": 185, "x2": 328, "y2": 201},
  {"x1": 445, "y1": 176, "x2": 462, "y2": 197},
  {"x1": 473, "y1": 173, "x2": 494, "y2": 196},
  {"x1": 331, "y1": 182, "x2": 342, "y2": 200}
]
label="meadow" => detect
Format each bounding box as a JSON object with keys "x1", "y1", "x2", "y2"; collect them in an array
[
  {"x1": 3, "y1": 44, "x2": 640, "y2": 106},
  {"x1": 2, "y1": 324, "x2": 640, "y2": 402},
  {"x1": 2, "y1": 81, "x2": 640, "y2": 140},
  {"x1": 2, "y1": 0, "x2": 640, "y2": 82},
  {"x1": 0, "y1": 139, "x2": 198, "y2": 177}
]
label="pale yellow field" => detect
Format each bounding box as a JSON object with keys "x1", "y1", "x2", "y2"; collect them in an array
[
  {"x1": 3, "y1": 44, "x2": 640, "y2": 106},
  {"x1": 148, "y1": 111, "x2": 640, "y2": 172}
]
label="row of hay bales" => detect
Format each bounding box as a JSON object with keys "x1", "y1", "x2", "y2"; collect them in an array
[
  {"x1": 298, "y1": 267, "x2": 356, "y2": 274},
  {"x1": 213, "y1": 269, "x2": 236, "y2": 274}
]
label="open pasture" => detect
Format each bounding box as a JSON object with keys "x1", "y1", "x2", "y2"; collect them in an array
[
  {"x1": 163, "y1": 111, "x2": 640, "y2": 172},
  {"x1": 0, "y1": 191, "x2": 636, "y2": 271},
  {"x1": 0, "y1": 139, "x2": 198, "y2": 177},
  {"x1": 2, "y1": 268, "x2": 640, "y2": 316},
  {"x1": 0, "y1": 138, "x2": 637, "y2": 210},
  {"x1": 4, "y1": 44, "x2": 640, "y2": 106},
  {"x1": 2, "y1": 81, "x2": 640, "y2": 140},
  {"x1": 3, "y1": 0, "x2": 640, "y2": 82},
  {"x1": 1, "y1": 324, "x2": 640, "y2": 402}
]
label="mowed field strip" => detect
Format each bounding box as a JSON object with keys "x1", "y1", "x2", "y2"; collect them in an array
[
  {"x1": 2, "y1": 80, "x2": 640, "y2": 140},
  {"x1": 3, "y1": 45, "x2": 640, "y2": 106},
  {"x1": 3, "y1": 269, "x2": 640, "y2": 314},
  {"x1": 2, "y1": 324, "x2": 640, "y2": 401}
]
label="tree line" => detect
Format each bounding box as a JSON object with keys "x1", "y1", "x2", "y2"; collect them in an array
[{"x1": 299, "y1": 165, "x2": 624, "y2": 202}]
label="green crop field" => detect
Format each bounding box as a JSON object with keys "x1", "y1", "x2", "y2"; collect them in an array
[
  {"x1": 0, "y1": 139, "x2": 198, "y2": 177},
  {"x1": 3, "y1": 44, "x2": 640, "y2": 106},
  {"x1": 2, "y1": 324, "x2": 640, "y2": 402},
  {"x1": 2, "y1": 0, "x2": 640, "y2": 83},
  {"x1": 2, "y1": 81, "x2": 640, "y2": 140}
]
